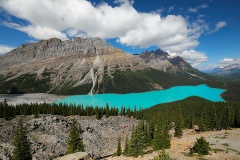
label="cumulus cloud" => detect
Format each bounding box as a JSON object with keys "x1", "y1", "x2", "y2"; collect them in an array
[
  {"x1": 179, "y1": 50, "x2": 208, "y2": 67},
  {"x1": 0, "y1": 0, "x2": 204, "y2": 53},
  {"x1": 4, "y1": 22, "x2": 68, "y2": 40},
  {"x1": 166, "y1": 49, "x2": 208, "y2": 67},
  {"x1": 0, "y1": 45, "x2": 15, "y2": 55},
  {"x1": 188, "y1": 4, "x2": 208, "y2": 13}
]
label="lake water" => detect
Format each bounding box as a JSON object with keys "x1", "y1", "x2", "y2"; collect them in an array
[{"x1": 54, "y1": 84, "x2": 226, "y2": 110}]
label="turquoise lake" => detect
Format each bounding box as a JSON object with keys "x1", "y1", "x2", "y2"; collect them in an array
[{"x1": 54, "y1": 84, "x2": 226, "y2": 110}]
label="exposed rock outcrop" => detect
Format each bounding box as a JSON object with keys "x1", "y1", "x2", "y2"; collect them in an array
[{"x1": 0, "y1": 115, "x2": 138, "y2": 160}]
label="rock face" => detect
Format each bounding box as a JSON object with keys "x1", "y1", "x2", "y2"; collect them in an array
[
  {"x1": 139, "y1": 49, "x2": 195, "y2": 73},
  {"x1": 0, "y1": 37, "x2": 147, "y2": 94},
  {"x1": 0, "y1": 115, "x2": 138, "y2": 160},
  {"x1": 0, "y1": 37, "x2": 203, "y2": 95}
]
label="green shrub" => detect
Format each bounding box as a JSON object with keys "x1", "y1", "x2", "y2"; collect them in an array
[{"x1": 191, "y1": 136, "x2": 210, "y2": 155}]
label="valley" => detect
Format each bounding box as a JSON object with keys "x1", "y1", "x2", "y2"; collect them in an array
[{"x1": 0, "y1": 37, "x2": 240, "y2": 160}]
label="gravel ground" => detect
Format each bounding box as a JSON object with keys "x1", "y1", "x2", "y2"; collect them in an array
[{"x1": 0, "y1": 93, "x2": 66, "y2": 105}]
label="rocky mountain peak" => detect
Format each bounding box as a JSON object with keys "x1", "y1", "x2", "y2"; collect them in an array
[
  {"x1": 0, "y1": 37, "x2": 114, "y2": 68},
  {"x1": 140, "y1": 49, "x2": 169, "y2": 63},
  {"x1": 139, "y1": 49, "x2": 194, "y2": 73}
]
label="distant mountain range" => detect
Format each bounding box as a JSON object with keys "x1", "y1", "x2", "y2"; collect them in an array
[
  {"x1": 0, "y1": 37, "x2": 215, "y2": 95},
  {"x1": 205, "y1": 64, "x2": 240, "y2": 81}
]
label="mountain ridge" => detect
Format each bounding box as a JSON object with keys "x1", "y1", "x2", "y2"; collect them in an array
[
  {"x1": 0, "y1": 37, "x2": 211, "y2": 95},
  {"x1": 205, "y1": 64, "x2": 240, "y2": 81}
]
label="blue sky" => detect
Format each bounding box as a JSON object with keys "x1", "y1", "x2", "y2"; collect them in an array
[{"x1": 0, "y1": 0, "x2": 239, "y2": 70}]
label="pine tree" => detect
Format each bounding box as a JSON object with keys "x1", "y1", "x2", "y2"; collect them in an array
[
  {"x1": 123, "y1": 136, "x2": 129, "y2": 155},
  {"x1": 133, "y1": 106, "x2": 137, "y2": 118},
  {"x1": 209, "y1": 105, "x2": 217, "y2": 130},
  {"x1": 198, "y1": 113, "x2": 206, "y2": 132},
  {"x1": 221, "y1": 108, "x2": 229, "y2": 129},
  {"x1": 128, "y1": 126, "x2": 144, "y2": 157},
  {"x1": 190, "y1": 116, "x2": 195, "y2": 129},
  {"x1": 191, "y1": 136, "x2": 210, "y2": 155},
  {"x1": 3, "y1": 99, "x2": 11, "y2": 120},
  {"x1": 174, "y1": 107, "x2": 184, "y2": 138},
  {"x1": 160, "y1": 124, "x2": 171, "y2": 149},
  {"x1": 152, "y1": 124, "x2": 161, "y2": 151},
  {"x1": 13, "y1": 118, "x2": 32, "y2": 160},
  {"x1": 137, "y1": 120, "x2": 147, "y2": 149},
  {"x1": 115, "y1": 137, "x2": 122, "y2": 156},
  {"x1": 106, "y1": 103, "x2": 110, "y2": 118},
  {"x1": 95, "y1": 107, "x2": 100, "y2": 120},
  {"x1": 227, "y1": 105, "x2": 234, "y2": 128},
  {"x1": 152, "y1": 123, "x2": 171, "y2": 151},
  {"x1": 66, "y1": 119, "x2": 84, "y2": 154}
]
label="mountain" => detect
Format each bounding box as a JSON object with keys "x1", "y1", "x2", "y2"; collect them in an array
[
  {"x1": 139, "y1": 49, "x2": 195, "y2": 73},
  {"x1": 0, "y1": 37, "x2": 213, "y2": 95},
  {"x1": 206, "y1": 64, "x2": 240, "y2": 81}
]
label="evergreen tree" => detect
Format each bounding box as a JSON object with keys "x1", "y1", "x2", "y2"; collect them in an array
[
  {"x1": 174, "y1": 107, "x2": 184, "y2": 138},
  {"x1": 115, "y1": 137, "x2": 122, "y2": 156},
  {"x1": 191, "y1": 136, "x2": 210, "y2": 155},
  {"x1": 137, "y1": 120, "x2": 147, "y2": 149},
  {"x1": 227, "y1": 105, "x2": 234, "y2": 128},
  {"x1": 123, "y1": 136, "x2": 129, "y2": 155},
  {"x1": 153, "y1": 149, "x2": 171, "y2": 160},
  {"x1": 160, "y1": 124, "x2": 171, "y2": 149},
  {"x1": 13, "y1": 118, "x2": 32, "y2": 160},
  {"x1": 66, "y1": 119, "x2": 84, "y2": 154},
  {"x1": 152, "y1": 124, "x2": 161, "y2": 151},
  {"x1": 190, "y1": 116, "x2": 195, "y2": 129},
  {"x1": 3, "y1": 99, "x2": 11, "y2": 120},
  {"x1": 221, "y1": 108, "x2": 229, "y2": 129},
  {"x1": 198, "y1": 113, "x2": 206, "y2": 132},
  {"x1": 128, "y1": 126, "x2": 144, "y2": 157},
  {"x1": 133, "y1": 106, "x2": 137, "y2": 118},
  {"x1": 106, "y1": 103, "x2": 110, "y2": 118},
  {"x1": 95, "y1": 107, "x2": 100, "y2": 120},
  {"x1": 152, "y1": 123, "x2": 171, "y2": 151},
  {"x1": 209, "y1": 105, "x2": 217, "y2": 130}
]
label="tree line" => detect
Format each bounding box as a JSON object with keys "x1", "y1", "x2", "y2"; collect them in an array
[
  {"x1": 0, "y1": 99, "x2": 146, "y2": 120},
  {"x1": 143, "y1": 97, "x2": 240, "y2": 132}
]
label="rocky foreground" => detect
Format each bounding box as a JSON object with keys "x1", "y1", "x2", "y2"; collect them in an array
[{"x1": 0, "y1": 115, "x2": 138, "y2": 160}]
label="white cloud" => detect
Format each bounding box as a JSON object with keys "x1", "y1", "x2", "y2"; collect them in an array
[
  {"x1": 188, "y1": 4, "x2": 208, "y2": 13},
  {"x1": 214, "y1": 21, "x2": 227, "y2": 32},
  {"x1": 167, "y1": 50, "x2": 208, "y2": 67},
  {"x1": 220, "y1": 58, "x2": 234, "y2": 63},
  {"x1": 168, "y1": 6, "x2": 174, "y2": 12},
  {"x1": 208, "y1": 21, "x2": 227, "y2": 34},
  {"x1": 4, "y1": 22, "x2": 68, "y2": 40},
  {"x1": 179, "y1": 50, "x2": 208, "y2": 67},
  {"x1": 198, "y1": 58, "x2": 240, "y2": 71},
  {"x1": 0, "y1": 45, "x2": 15, "y2": 55},
  {"x1": 0, "y1": 0, "x2": 205, "y2": 53}
]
